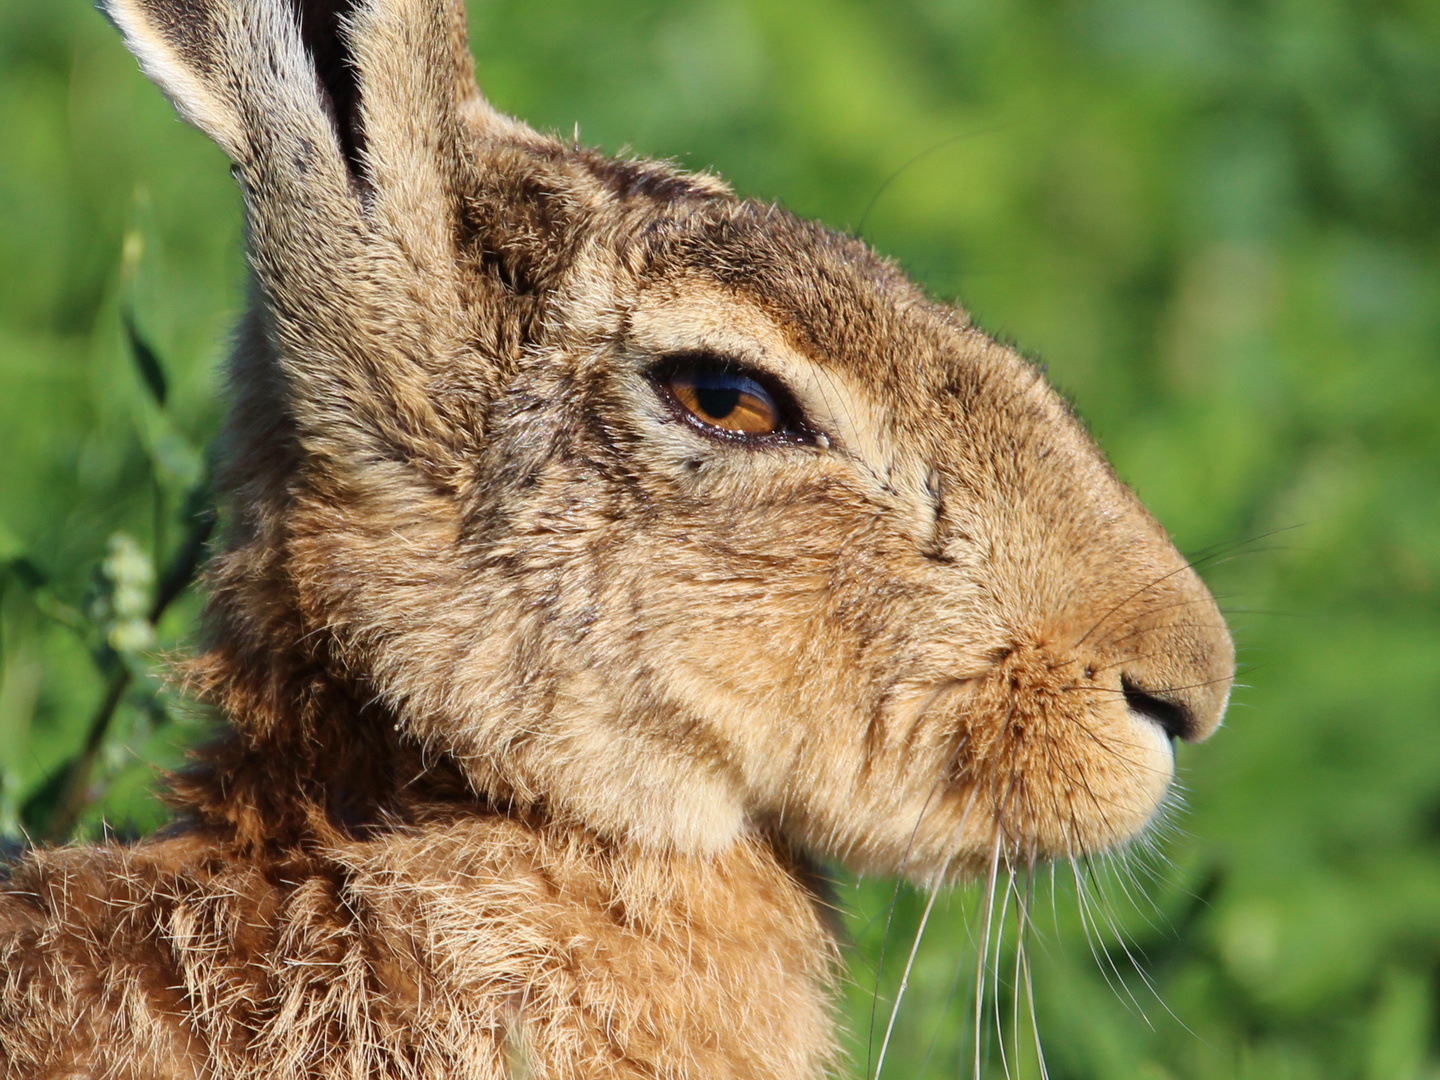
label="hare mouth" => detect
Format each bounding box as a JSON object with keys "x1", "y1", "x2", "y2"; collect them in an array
[{"x1": 1121, "y1": 677, "x2": 1193, "y2": 742}]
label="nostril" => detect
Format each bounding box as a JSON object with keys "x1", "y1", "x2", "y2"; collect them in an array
[{"x1": 1121, "y1": 677, "x2": 1193, "y2": 742}]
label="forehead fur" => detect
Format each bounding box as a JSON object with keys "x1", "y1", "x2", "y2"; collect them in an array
[
  {"x1": 593, "y1": 190, "x2": 1108, "y2": 493},
  {"x1": 632, "y1": 201, "x2": 947, "y2": 379}
]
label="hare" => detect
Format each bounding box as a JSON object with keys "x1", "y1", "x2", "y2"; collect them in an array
[{"x1": 0, "y1": 1, "x2": 1234, "y2": 1077}]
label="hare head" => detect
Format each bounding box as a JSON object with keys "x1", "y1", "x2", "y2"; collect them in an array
[{"x1": 106, "y1": 0, "x2": 1233, "y2": 880}]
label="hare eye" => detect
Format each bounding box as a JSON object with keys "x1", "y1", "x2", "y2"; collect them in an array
[
  {"x1": 670, "y1": 369, "x2": 779, "y2": 434},
  {"x1": 651, "y1": 354, "x2": 818, "y2": 446},
  {"x1": 661, "y1": 362, "x2": 795, "y2": 439}
]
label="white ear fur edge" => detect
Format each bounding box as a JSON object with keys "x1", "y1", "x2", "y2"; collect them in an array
[{"x1": 102, "y1": 0, "x2": 247, "y2": 161}]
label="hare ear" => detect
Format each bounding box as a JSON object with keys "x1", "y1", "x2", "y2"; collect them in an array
[{"x1": 103, "y1": 0, "x2": 536, "y2": 474}]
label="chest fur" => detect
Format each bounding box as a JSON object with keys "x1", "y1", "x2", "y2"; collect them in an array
[{"x1": 1, "y1": 822, "x2": 837, "y2": 1080}]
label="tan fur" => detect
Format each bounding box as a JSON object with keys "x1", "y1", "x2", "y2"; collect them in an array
[{"x1": 1, "y1": 1, "x2": 1234, "y2": 1076}]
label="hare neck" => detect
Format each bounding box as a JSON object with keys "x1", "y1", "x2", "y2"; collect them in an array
[
  {"x1": 324, "y1": 816, "x2": 841, "y2": 1077},
  {"x1": 168, "y1": 561, "x2": 480, "y2": 852}
]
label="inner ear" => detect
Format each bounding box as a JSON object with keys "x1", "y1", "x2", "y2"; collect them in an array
[{"x1": 292, "y1": 0, "x2": 367, "y2": 185}]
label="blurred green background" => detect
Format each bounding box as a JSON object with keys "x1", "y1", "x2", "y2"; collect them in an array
[{"x1": 2, "y1": 0, "x2": 1438, "y2": 1076}]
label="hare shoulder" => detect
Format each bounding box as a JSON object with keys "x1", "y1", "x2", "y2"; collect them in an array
[{"x1": 2, "y1": 817, "x2": 835, "y2": 1077}]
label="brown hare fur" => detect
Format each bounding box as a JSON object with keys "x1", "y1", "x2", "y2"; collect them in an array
[{"x1": 0, "y1": 1, "x2": 1235, "y2": 1077}]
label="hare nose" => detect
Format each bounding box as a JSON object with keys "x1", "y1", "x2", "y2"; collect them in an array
[
  {"x1": 1069, "y1": 552, "x2": 1234, "y2": 745},
  {"x1": 1121, "y1": 677, "x2": 1197, "y2": 742}
]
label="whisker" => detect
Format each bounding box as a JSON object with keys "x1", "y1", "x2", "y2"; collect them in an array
[
  {"x1": 1098, "y1": 848, "x2": 1165, "y2": 939},
  {"x1": 1088, "y1": 852, "x2": 1204, "y2": 1040},
  {"x1": 864, "y1": 760, "x2": 954, "y2": 1077},
  {"x1": 1078, "y1": 856, "x2": 1155, "y2": 1027},
  {"x1": 1045, "y1": 713, "x2": 1173, "y2": 778},
  {"x1": 974, "y1": 833, "x2": 1003, "y2": 1080},
  {"x1": 1020, "y1": 869, "x2": 1051, "y2": 1080},
  {"x1": 1071, "y1": 563, "x2": 1199, "y2": 651},
  {"x1": 1094, "y1": 614, "x2": 1236, "y2": 656},
  {"x1": 1069, "y1": 856, "x2": 1134, "y2": 1015},
  {"x1": 1074, "y1": 524, "x2": 1301, "y2": 651},
  {"x1": 1179, "y1": 523, "x2": 1305, "y2": 572},
  {"x1": 1012, "y1": 868, "x2": 1027, "y2": 1077},
  {"x1": 991, "y1": 859, "x2": 1018, "y2": 1080},
  {"x1": 1091, "y1": 598, "x2": 1234, "y2": 652},
  {"x1": 856, "y1": 123, "x2": 1013, "y2": 236},
  {"x1": 872, "y1": 882, "x2": 939, "y2": 1080},
  {"x1": 915, "y1": 900, "x2": 970, "y2": 1078}
]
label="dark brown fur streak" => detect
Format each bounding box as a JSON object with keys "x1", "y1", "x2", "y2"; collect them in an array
[{"x1": 1, "y1": 2, "x2": 1234, "y2": 1076}]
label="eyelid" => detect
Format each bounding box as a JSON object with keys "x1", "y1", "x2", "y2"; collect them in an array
[{"x1": 648, "y1": 352, "x2": 820, "y2": 446}]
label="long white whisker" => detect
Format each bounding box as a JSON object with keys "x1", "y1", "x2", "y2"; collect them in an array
[
  {"x1": 1075, "y1": 858, "x2": 1152, "y2": 1025},
  {"x1": 1100, "y1": 847, "x2": 1164, "y2": 937},
  {"x1": 1020, "y1": 872, "x2": 1051, "y2": 1080},
  {"x1": 974, "y1": 832, "x2": 1002, "y2": 1080},
  {"x1": 1089, "y1": 861, "x2": 1158, "y2": 1028},
  {"x1": 1090, "y1": 855, "x2": 1201, "y2": 1038},
  {"x1": 992, "y1": 860, "x2": 1017, "y2": 1080},
  {"x1": 872, "y1": 882, "x2": 939, "y2": 1080},
  {"x1": 865, "y1": 759, "x2": 954, "y2": 1076},
  {"x1": 1069, "y1": 857, "x2": 1129, "y2": 1009},
  {"x1": 1012, "y1": 868, "x2": 1024, "y2": 1077}
]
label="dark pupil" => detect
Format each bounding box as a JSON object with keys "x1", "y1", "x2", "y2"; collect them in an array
[{"x1": 693, "y1": 381, "x2": 742, "y2": 420}]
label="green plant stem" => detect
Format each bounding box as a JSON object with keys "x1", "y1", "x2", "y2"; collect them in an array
[{"x1": 42, "y1": 502, "x2": 215, "y2": 843}]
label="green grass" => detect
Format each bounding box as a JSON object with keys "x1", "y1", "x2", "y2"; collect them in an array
[{"x1": 2, "y1": 0, "x2": 1438, "y2": 1076}]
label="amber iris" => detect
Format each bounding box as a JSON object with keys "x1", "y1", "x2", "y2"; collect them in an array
[{"x1": 668, "y1": 368, "x2": 783, "y2": 436}]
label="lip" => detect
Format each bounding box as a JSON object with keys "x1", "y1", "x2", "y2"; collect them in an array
[{"x1": 1128, "y1": 708, "x2": 1180, "y2": 756}]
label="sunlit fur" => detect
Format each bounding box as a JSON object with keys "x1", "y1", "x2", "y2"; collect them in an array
[{"x1": 0, "y1": 1, "x2": 1234, "y2": 1077}]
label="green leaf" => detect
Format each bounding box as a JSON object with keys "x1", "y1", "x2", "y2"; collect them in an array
[
  {"x1": 122, "y1": 309, "x2": 168, "y2": 409},
  {"x1": 7, "y1": 556, "x2": 47, "y2": 592},
  {"x1": 0, "y1": 520, "x2": 21, "y2": 563},
  {"x1": 18, "y1": 759, "x2": 72, "y2": 839}
]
